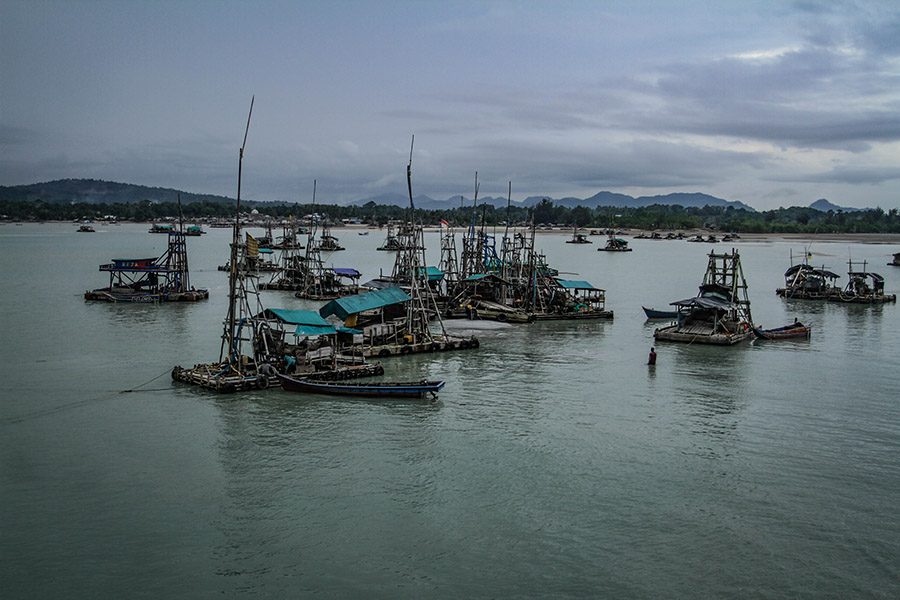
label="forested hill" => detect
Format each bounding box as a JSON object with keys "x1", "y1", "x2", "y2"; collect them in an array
[{"x1": 0, "y1": 179, "x2": 234, "y2": 205}]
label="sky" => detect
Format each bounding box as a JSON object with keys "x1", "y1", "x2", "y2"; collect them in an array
[{"x1": 2, "y1": 0, "x2": 899, "y2": 211}]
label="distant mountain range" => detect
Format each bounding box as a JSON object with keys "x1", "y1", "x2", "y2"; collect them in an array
[
  {"x1": 351, "y1": 190, "x2": 757, "y2": 211},
  {"x1": 0, "y1": 178, "x2": 863, "y2": 213}
]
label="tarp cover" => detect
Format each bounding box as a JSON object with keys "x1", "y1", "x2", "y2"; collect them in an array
[
  {"x1": 418, "y1": 266, "x2": 444, "y2": 281},
  {"x1": 556, "y1": 280, "x2": 597, "y2": 290},
  {"x1": 262, "y1": 308, "x2": 332, "y2": 327},
  {"x1": 333, "y1": 268, "x2": 361, "y2": 277},
  {"x1": 294, "y1": 324, "x2": 337, "y2": 336},
  {"x1": 318, "y1": 286, "x2": 411, "y2": 320},
  {"x1": 670, "y1": 296, "x2": 735, "y2": 310}
]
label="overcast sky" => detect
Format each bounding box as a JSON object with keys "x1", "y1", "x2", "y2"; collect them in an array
[{"x1": 2, "y1": 1, "x2": 899, "y2": 210}]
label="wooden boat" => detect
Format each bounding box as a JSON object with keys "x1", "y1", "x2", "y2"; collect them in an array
[
  {"x1": 77, "y1": 225, "x2": 95, "y2": 232},
  {"x1": 889, "y1": 252, "x2": 900, "y2": 267},
  {"x1": 753, "y1": 322, "x2": 811, "y2": 340},
  {"x1": 642, "y1": 306, "x2": 678, "y2": 319},
  {"x1": 278, "y1": 374, "x2": 444, "y2": 398}
]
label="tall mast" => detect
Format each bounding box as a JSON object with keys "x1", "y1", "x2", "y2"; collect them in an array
[{"x1": 221, "y1": 96, "x2": 254, "y2": 362}]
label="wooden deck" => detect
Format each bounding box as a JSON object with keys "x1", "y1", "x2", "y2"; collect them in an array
[{"x1": 653, "y1": 323, "x2": 753, "y2": 345}]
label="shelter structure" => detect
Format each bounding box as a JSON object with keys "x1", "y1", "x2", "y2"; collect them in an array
[
  {"x1": 85, "y1": 228, "x2": 208, "y2": 303},
  {"x1": 654, "y1": 249, "x2": 754, "y2": 345}
]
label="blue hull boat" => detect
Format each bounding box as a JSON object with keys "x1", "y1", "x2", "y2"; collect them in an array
[{"x1": 642, "y1": 306, "x2": 678, "y2": 319}]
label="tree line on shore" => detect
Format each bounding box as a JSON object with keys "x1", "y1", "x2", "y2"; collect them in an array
[{"x1": 3, "y1": 197, "x2": 900, "y2": 234}]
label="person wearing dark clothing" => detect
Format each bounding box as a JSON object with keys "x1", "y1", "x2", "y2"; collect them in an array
[{"x1": 648, "y1": 347, "x2": 657, "y2": 365}]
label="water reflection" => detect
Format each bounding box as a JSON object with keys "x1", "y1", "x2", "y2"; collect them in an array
[{"x1": 666, "y1": 344, "x2": 749, "y2": 459}]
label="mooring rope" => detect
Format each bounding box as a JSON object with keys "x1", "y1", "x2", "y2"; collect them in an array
[{"x1": 1, "y1": 368, "x2": 174, "y2": 425}]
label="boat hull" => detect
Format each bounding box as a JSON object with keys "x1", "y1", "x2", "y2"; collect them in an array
[
  {"x1": 753, "y1": 325, "x2": 811, "y2": 340},
  {"x1": 642, "y1": 306, "x2": 678, "y2": 319}
]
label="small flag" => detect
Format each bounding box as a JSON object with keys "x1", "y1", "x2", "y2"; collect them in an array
[
  {"x1": 246, "y1": 233, "x2": 259, "y2": 257},
  {"x1": 807, "y1": 251, "x2": 812, "y2": 259},
  {"x1": 440, "y1": 219, "x2": 450, "y2": 227}
]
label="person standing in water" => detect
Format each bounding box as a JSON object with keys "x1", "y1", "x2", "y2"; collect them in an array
[{"x1": 648, "y1": 347, "x2": 657, "y2": 365}]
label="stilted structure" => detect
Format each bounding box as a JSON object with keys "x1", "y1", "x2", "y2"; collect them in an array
[
  {"x1": 377, "y1": 222, "x2": 402, "y2": 251},
  {"x1": 775, "y1": 248, "x2": 841, "y2": 300},
  {"x1": 172, "y1": 100, "x2": 379, "y2": 393},
  {"x1": 86, "y1": 199, "x2": 208, "y2": 303},
  {"x1": 259, "y1": 182, "x2": 359, "y2": 298},
  {"x1": 655, "y1": 249, "x2": 754, "y2": 345},
  {"x1": 828, "y1": 259, "x2": 896, "y2": 303}
]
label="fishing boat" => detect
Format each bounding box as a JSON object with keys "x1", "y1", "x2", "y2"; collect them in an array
[
  {"x1": 889, "y1": 252, "x2": 900, "y2": 267},
  {"x1": 753, "y1": 321, "x2": 812, "y2": 340},
  {"x1": 566, "y1": 226, "x2": 592, "y2": 244},
  {"x1": 184, "y1": 224, "x2": 206, "y2": 236},
  {"x1": 358, "y1": 231, "x2": 369, "y2": 236},
  {"x1": 654, "y1": 249, "x2": 754, "y2": 345},
  {"x1": 642, "y1": 306, "x2": 678, "y2": 319},
  {"x1": 149, "y1": 223, "x2": 174, "y2": 234},
  {"x1": 277, "y1": 374, "x2": 444, "y2": 399},
  {"x1": 77, "y1": 224, "x2": 95, "y2": 232}
]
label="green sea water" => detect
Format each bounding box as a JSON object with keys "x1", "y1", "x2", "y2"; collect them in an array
[{"x1": 2, "y1": 222, "x2": 899, "y2": 598}]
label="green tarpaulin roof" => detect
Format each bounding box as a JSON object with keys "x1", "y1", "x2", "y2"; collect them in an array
[
  {"x1": 318, "y1": 286, "x2": 411, "y2": 320},
  {"x1": 262, "y1": 308, "x2": 332, "y2": 327},
  {"x1": 294, "y1": 324, "x2": 337, "y2": 336},
  {"x1": 556, "y1": 280, "x2": 597, "y2": 290},
  {"x1": 417, "y1": 266, "x2": 444, "y2": 281}
]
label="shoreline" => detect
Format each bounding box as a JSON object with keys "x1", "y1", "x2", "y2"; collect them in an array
[{"x1": 6, "y1": 220, "x2": 900, "y2": 244}]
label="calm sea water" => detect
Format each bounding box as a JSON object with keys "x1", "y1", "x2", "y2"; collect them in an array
[{"x1": 2, "y1": 222, "x2": 899, "y2": 599}]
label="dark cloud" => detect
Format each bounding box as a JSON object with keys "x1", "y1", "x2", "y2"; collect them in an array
[{"x1": 768, "y1": 166, "x2": 900, "y2": 185}]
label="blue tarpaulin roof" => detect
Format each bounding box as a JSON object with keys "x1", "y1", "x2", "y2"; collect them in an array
[
  {"x1": 318, "y1": 286, "x2": 411, "y2": 320},
  {"x1": 463, "y1": 273, "x2": 492, "y2": 282},
  {"x1": 334, "y1": 268, "x2": 361, "y2": 277},
  {"x1": 556, "y1": 280, "x2": 597, "y2": 290},
  {"x1": 259, "y1": 248, "x2": 274, "y2": 254}
]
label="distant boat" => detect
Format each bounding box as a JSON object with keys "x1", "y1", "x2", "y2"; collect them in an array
[
  {"x1": 753, "y1": 322, "x2": 812, "y2": 340},
  {"x1": 149, "y1": 223, "x2": 174, "y2": 234},
  {"x1": 566, "y1": 226, "x2": 592, "y2": 244},
  {"x1": 77, "y1": 225, "x2": 95, "y2": 233},
  {"x1": 277, "y1": 374, "x2": 445, "y2": 399},
  {"x1": 642, "y1": 306, "x2": 677, "y2": 319},
  {"x1": 358, "y1": 231, "x2": 369, "y2": 236}
]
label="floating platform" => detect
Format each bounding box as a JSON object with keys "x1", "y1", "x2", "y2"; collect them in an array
[
  {"x1": 85, "y1": 288, "x2": 209, "y2": 303},
  {"x1": 172, "y1": 360, "x2": 384, "y2": 393},
  {"x1": 530, "y1": 310, "x2": 613, "y2": 321},
  {"x1": 347, "y1": 336, "x2": 480, "y2": 359},
  {"x1": 654, "y1": 322, "x2": 753, "y2": 345}
]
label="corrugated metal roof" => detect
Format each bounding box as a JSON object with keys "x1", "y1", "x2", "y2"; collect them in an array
[{"x1": 318, "y1": 286, "x2": 411, "y2": 320}]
